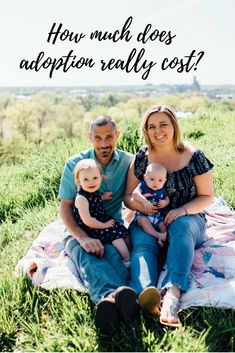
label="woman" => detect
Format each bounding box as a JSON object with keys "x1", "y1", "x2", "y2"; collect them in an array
[{"x1": 124, "y1": 104, "x2": 214, "y2": 327}]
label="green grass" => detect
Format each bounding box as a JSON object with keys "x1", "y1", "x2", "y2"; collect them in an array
[
  {"x1": 181, "y1": 110, "x2": 235, "y2": 208},
  {"x1": 0, "y1": 140, "x2": 90, "y2": 224},
  {"x1": 0, "y1": 108, "x2": 235, "y2": 351}
]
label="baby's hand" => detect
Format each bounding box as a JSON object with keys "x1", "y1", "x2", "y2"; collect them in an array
[
  {"x1": 101, "y1": 192, "x2": 113, "y2": 201},
  {"x1": 143, "y1": 193, "x2": 154, "y2": 199},
  {"x1": 158, "y1": 199, "x2": 169, "y2": 208},
  {"x1": 104, "y1": 219, "x2": 115, "y2": 228}
]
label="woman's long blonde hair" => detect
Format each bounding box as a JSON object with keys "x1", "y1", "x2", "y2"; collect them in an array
[{"x1": 141, "y1": 104, "x2": 186, "y2": 152}]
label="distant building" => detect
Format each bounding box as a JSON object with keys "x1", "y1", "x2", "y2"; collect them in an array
[{"x1": 192, "y1": 76, "x2": 200, "y2": 92}]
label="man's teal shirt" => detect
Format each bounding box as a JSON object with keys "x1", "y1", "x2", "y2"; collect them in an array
[{"x1": 58, "y1": 148, "x2": 133, "y2": 222}]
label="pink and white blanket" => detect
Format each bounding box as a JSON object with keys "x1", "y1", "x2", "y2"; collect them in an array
[{"x1": 15, "y1": 198, "x2": 235, "y2": 310}]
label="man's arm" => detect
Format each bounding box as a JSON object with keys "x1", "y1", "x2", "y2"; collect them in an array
[{"x1": 60, "y1": 199, "x2": 104, "y2": 257}]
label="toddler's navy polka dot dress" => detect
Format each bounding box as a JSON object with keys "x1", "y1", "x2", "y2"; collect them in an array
[{"x1": 73, "y1": 188, "x2": 129, "y2": 243}]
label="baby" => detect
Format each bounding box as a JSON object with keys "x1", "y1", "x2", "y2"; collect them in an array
[
  {"x1": 73, "y1": 158, "x2": 130, "y2": 267},
  {"x1": 133, "y1": 163, "x2": 169, "y2": 247}
]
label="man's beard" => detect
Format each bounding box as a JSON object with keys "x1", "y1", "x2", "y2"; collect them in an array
[{"x1": 98, "y1": 147, "x2": 112, "y2": 157}]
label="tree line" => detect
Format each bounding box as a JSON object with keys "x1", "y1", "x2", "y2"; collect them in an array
[{"x1": 0, "y1": 91, "x2": 234, "y2": 165}]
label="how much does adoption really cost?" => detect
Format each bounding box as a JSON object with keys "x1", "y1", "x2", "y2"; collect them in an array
[{"x1": 19, "y1": 17, "x2": 205, "y2": 80}]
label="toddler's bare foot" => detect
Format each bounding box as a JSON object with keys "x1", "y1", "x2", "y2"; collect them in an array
[
  {"x1": 158, "y1": 232, "x2": 167, "y2": 242},
  {"x1": 153, "y1": 230, "x2": 165, "y2": 239},
  {"x1": 158, "y1": 239, "x2": 164, "y2": 248}
]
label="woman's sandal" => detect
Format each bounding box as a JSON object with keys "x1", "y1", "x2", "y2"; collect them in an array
[
  {"x1": 138, "y1": 286, "x2": 161, "y2": 316},
  {"x1": 160, "y1": 294, "x2": 180, "y2": 328}
]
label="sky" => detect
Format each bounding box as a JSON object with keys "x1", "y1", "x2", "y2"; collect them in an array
[{"x1": 0, "y1": 0, "x2": 234, "y2": 86}]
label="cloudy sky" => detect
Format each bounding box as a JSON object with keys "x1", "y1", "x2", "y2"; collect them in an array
[{"x1": 0, "y1": 0, "x2": 234, "y2": 86}]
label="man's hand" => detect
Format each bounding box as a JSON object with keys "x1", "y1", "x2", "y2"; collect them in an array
[
  {"x1": 80, "y1": 237, "x2": 104, "y2": 257},
  {"x1": 104, "y1": 219, "x2": 115, "y2": 228},
  {"x1": 101, "y1": 192, "x2": 113, "y2": 201}
]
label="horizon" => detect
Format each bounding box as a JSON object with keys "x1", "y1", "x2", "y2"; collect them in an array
[{"x1": 1, "y1": 82, "x2": 235, "y2": 89}]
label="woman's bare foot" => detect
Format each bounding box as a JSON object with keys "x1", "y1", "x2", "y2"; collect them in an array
[{"x1": 160, "y1": 294, "x2": 180, "y2": 328}]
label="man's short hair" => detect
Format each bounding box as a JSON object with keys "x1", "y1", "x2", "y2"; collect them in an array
[{"x1": 89, "y1": 115, "x2": 117, "y2": 132}]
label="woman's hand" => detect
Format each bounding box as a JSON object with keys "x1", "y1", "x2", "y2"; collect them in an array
[
  {"x1": 165, "y1": 207, "x2": 186, "y2": 226},
  {"x1": 142, "y1": 201, "x2": 159, "y2": 214},
  {"x1": 142, "y1": 196, "x2": 154, "y2": 211}
]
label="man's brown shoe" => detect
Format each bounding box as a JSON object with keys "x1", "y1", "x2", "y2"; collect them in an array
[
  {"x1": 115, "y1": 286, "x2": 140, "y2": 323},
  {"x1": 94, "y1": 297, "x2": 119, "y2": 335}
]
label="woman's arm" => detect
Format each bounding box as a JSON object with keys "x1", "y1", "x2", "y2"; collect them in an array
[
  {"x1": 132, "y1": 187, "x2": 153, "y2": 211},
  {"x1": 184, "y1": 170, "x2": 214, "y2": 212},
  {"x1": 75, "y1": 195, "x2": 114, "y2": 229},
  {"x1": 124, "y1": 162, "x2": 158, "y2": 214},
  {"x1": 165, "y1": 170, "x2": 214, "y2": 225}
]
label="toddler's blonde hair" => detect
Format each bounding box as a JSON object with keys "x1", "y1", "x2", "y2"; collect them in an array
[{"x1": 74, "y1": 159, "x2": 102, "y2": 185}]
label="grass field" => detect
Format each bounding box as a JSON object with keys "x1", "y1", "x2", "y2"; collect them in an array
[{"x1": 0, "y1": 109, "x2": 235, "y2": 352}]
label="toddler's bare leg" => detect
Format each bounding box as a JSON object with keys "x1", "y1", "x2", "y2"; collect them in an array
[
  {"x1": 157, "y1": 221, "x2": 167, "y2": 234},
  {"x1": 124, "y1": 235, "x2": 131, "y2": 250},
  {"x1": 137, "y1": 216, "x2": 164, "y2": 239},
  {"x1": 112, "y1": 238, "x2": 130, "y2": 262},
  {"x1": 156, "y1": 221, "x2": 167, "y2": 248}
]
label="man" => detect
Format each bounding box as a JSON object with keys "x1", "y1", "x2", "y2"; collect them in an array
[{"x1": 58, "y1": 115, "x2": 139, "y2": 335}]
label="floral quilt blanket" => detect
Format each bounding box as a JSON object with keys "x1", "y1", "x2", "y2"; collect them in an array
[{"x1": 15, "y1": 198, "x2": 235, "y2": 310}]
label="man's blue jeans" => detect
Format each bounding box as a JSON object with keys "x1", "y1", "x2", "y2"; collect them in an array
[
  {"x1": 130, "y1": 215, "x2": 206, "y2": 295},
  {"x1": 64, "y1": 236, "x2": 129, "y2": 303}
]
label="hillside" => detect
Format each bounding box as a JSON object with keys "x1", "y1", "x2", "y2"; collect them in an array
[{"x1": 0, "y1": 106, "x2": 234, "y2": 351}]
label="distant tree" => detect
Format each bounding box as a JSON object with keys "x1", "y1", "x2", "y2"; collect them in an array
[
  {"x1": 80, "y1": 95, "x2": 97, "y2": 111},
  {"x1": 98, "y1": 92, "x2": 132, "y2": 108},
  {"x1": 0, "y1": 94, "x2": 12, "y2": 138},
  {"x1": 31, "y1": 93, "x2": 55, "y2": 144},
  {"x1": 178, "y1": 94, "x2": 213, "y2": 113},
  {"x1": 11, "y1": 100, "x2": 34, "y2": 141},
  {"x1": 55, "y1": 97, "x2": 85, "y2": 140},
  {"x1": 99, "y1": 93, "x2": 119, "y2": 107},
  {"x1": 218, "y1": 100, "x2": 233, "y2": 112}
]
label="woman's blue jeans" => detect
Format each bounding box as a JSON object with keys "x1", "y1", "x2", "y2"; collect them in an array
[
  {"x1": 130, "y1": 215, "x2": 206, "y2": 295},
  {"x1": 64, "y1": 236, "x2": 129, "y2": 303}
]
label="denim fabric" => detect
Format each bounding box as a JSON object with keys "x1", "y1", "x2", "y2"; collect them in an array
[
  {"x1": 64, "y1": 236, "x2": 129, "y2": 303},
  {"x1": 162, "y1": 214, "x2": 206, "y2": 291},
  {"x1": 58, "y1": 148, "x2": 133, "y2": 222},
  {"x1": 129, "y1": 224, "x2": 160, "y2": 295},
  {"x1": 130, "y1": 214, "x2": 206, "y2": 294}
]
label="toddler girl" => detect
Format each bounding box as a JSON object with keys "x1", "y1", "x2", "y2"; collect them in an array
[{"x1": 74, "y1": 159, "x2": 130, "y2": 266}]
